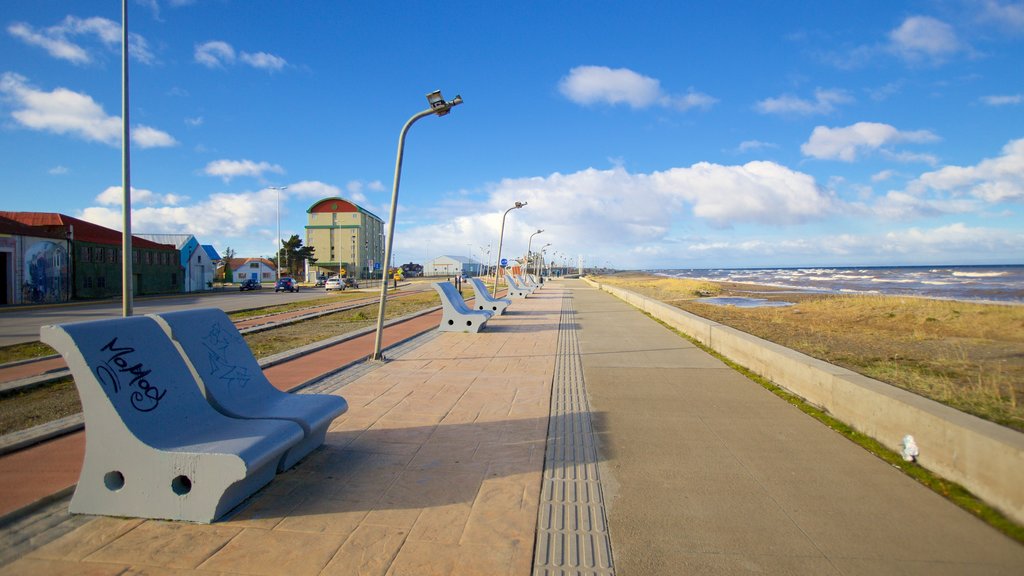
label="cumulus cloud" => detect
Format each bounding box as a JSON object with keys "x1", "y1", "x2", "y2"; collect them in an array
[
  {"x1": 801, "y1": 121, "x2": 939, "y2": 162},
  {"x1": 755, "y1": 88, "x2": 853, "y2": 115},
  {"x1": 96, "y1": 185, "x2": 187, "y2": 207},
  {"x1": 195, "y1": 40, "x2": 287, "y2": 71},
  {"x1": 7, "y1": 16, "x2": 154, "y2": 65},
  {"x1": 909, "y1": 138, "x2": 1024, "y2": 202},
  {"x1": 888, "y1": 16, "x2": 963, "y2": 64},
  {"x1": 559, "y1": 66, "x2": 716, "y2": 111},
  {"x1": 736, "y1": 140, "x2": 778, "y2": 153},
  {"x1": 975, "y1": 0, "x2": 1024, "y2": 33},
  {"x1": 0, "y1": 73, "x2": 176, "y2": 148},
  {"x1": 203, "y1": 159, "x2": 285, "y2": 182},
  {"x1": 286, "y1": 180, "x2": 342, "y2": 199}
]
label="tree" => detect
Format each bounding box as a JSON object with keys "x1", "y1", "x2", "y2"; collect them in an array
[
  {"x1": 278, "y1": 235, "x2": 316, "y2": 278},
  {"x1": 222, "y1": 246, "x2": 236, "y2": 282}
]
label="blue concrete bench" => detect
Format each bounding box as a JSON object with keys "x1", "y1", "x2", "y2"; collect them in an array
[
  {"x1": 151, "y1": 308, "x2": 348, "y2": 471},
  {"x1": 504, "y1": 273, "x2": 534, "y2": 298},
  {"x1": 40, "y1": 316, "x2": 304, "y2": 523},
  {"x1": 468, "y1": 277, "x2": 511, "y2": 316},
  {"x1": 433, "y1": 281, "x2": 493, "y2": 332}
]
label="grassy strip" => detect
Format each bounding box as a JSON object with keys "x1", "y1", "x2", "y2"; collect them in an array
[
  {"x1": 645, "y1": 311, "x2": 1024, "y2": 545},
  {"x1": 0, "y1": 342, "x2": 57, "y2": 366}
]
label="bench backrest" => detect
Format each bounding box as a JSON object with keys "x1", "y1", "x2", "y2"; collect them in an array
[
  {"x1": 151, "y1": 308, "x2": 280, "y2": 417},
  {"x1": 40, "y1": 316, "x2": 223, "y2": 449},
  {"x1": 505, "y1": 273, "x2": 524, "y2": 290},
  {"x1": 469, "y1": 277, "x2": 503, "y2": 303},
  {"x1": 434, "y1": 281, "x2": 473, "y2": 313}
]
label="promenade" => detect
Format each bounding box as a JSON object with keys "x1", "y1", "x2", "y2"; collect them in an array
[{"x1": 1, "y1": 279, "x2": 1022, "y2": 575}]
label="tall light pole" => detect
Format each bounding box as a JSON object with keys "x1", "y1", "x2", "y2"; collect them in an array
[
  {"x1": 492, "y1": 201, "x2": 527, "y2": 294},
  {"x1": 537, "y1": 243, "x2": 550, "y2": 277},
  {"x1": 269, "y1": 186, "x2": 287, "y2": 281},
  {"x1": 525, "y1": 229, "x2": 543, "y2": 278},
  {"x1": 372, "y1": 90, "x2": 463, "y2": 361},
  {"x1": 121, "y1": 0, "x2": 133, "y2": 317}
]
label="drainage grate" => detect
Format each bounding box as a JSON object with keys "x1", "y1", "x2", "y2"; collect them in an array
[{"x1": 533, "y1": 291, "x2": 615, "y2": 575}]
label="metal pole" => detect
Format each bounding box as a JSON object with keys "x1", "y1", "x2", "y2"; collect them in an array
[
  {"x1": 371, "y1": 107, "x2": 435, "y2": 360},
  {"x1": 121, "y1": 0, "x2": 133, "y2": 317}
]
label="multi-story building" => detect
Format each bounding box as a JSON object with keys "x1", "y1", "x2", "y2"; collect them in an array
[{"x1": 304, "y1": 197, "x2": 384, "y2": 282}]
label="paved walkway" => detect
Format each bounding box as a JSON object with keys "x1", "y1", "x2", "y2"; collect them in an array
[{"x1": 1, "y1": 279, "x2": 1022, "y2": 575}]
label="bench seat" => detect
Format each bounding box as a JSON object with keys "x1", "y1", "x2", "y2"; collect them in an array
[
  {"x1": 469, "y1": 277, "x2": 511, "y2": 316},
  {"x1": 433, "y1": 282, "x2": 493, "y2": 332}
]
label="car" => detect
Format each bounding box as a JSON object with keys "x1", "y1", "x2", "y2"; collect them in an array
[
  {"x1": 343, "y1": 277, "x2": 359, "y2": 289},
  {"x1": 274, "y1": 277, "x2": 299, "y2": 293},
  {"x1": 324, "y1": 277, "x2": 343, "y2": 291},
  {"x1": 239, "y1": 279, "x2": 262, "y2": 291}
]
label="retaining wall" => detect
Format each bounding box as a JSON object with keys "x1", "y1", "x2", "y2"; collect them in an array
[{"x1": 585, "y1": 278, "x2": 1024, "y2": 526}]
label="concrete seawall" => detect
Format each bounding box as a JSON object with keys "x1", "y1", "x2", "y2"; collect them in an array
[{"x1": 585, "y1": 278, "x2": 1024, "y2": 526}]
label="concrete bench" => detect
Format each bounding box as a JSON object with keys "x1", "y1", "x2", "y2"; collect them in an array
[
  {"x1": 40, "y1": 316, "x2": 305, "y2": 523},
  {"x1": 519, "y1": 274, "x2": 540, "y2": 290},
  {"x1": 151, "y1": 308, "x2": 348, "y2": 471},
  {"x1": 468, "y1": 277, "x2": 511, "y2": 316},
  {"x1": 504, "y1": 273, "x2": 534, "y2": 298},
  {"x1": 433, "y1": 281, "x2": 493, "y2": 332}
]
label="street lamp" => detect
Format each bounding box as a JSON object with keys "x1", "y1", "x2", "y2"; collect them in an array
[
  {"x1": 492, "y1": 201, "x2": 527, "y2": 294},
  {"x1": 525, "y1": 229, "x2": 543, "y2": 278},
  {"x1": 372, "y1": 90, "x2": 463, "y2": 361},
  {"x1": 269, "y1": 186, "x2": 288, "y2": 282},
  {"x1": 537, "y1": 243, "x2": 551, "y2": 277}
]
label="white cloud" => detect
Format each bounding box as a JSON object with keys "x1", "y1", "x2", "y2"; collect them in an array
[
  {"x1": 737, "y1": 140, "x2": 777, "y2": 153},
  {"x1": 203, "y1": 159, "x2": 285, "y2": 182},
  {"x1": 240, "y1": 51, "x2": 287, "y2": 71},
  {"x1": 0, "y1": 73, "x2": 176, "y2": 148},
  {"x1": 976, "y1": 0, "x2": 1024, "y2": 33},
  {"x1": 888, "y1": 16, "x2": 963, "y2": 64},
  {"x1": 801, "y1": 121, "x2": 939, "y2": 161},
  {"x1": 910, "y1": 138, "x2": 1024, "y2": 202},
  {"x1": 287, "y1": 180, "x2": 343, "y2": 199},
  {"x1": 980, "y1": 94, "x2": 1023, "y2": 106},
  {"x1": 96, "y1": 185, "x2": 187, "y2": 207},
  {"x1": 872, "y1": 169, "x2": 897, "y2": 182},
  {"x1": 868, "y1": 191, "x2": 978, "y2": 219},
  {"x1": 185, "y1": 116, "x2": 203, "y2": 127},
  {"x1": 755, "y1": 88, "x2": 852, "y2": 115},
  {"x1": 7, "y1": 16, "x2": 154, "y2": 65},
  {"x1": 559, "y1": 66, "x2": 715, "y2": 111},
  {"x1": 80, "y1": 188, "x2": 283, "y2": 241},
  {"x1": 195, "y1": 40, "x2": 287, "y2": 71},
  {"x1": 195, "y1": 41, "x2": 235, "y2": 67},
  {"x1": 49, "y1": 165, "x2": 69, "y2": 175}
]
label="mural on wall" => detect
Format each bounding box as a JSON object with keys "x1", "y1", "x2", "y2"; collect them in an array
[{"x1": 23, "y1": 239, "x2": 69, "y2": 303}]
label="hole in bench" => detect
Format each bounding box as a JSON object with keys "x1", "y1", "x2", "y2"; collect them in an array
[
  {"x1": 104, "y1": 471, "x2": 125, "y2": 491},
  {"x1": 466, "y1": 321, "x2": 473, "y2": 326},
  {"x1": 447, "y1": 320, "x2": 454, "y2": 325},
  {"x1": 172, "y1": 475, "x2": 193, "y2": 495}
]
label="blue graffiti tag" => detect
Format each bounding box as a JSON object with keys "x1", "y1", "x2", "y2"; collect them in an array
[{"x1": 95, "y1": 337, "x2": 167, "y2": 412}]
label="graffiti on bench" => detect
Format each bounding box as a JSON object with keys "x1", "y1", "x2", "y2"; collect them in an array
[{"x1": 96, "y1": 337, "x2": 167, "y2": 412}]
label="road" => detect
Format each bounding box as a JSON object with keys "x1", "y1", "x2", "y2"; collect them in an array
[{"x1": 0, "y1": 287, "x2": 355, "y2": 347}]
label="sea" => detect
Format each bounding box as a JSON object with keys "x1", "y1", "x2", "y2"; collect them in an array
[{"x1": 652, "y1": 265, "x2": 1024, "y2": 304}]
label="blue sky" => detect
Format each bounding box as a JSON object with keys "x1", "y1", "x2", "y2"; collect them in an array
[{"x1": 2, "y1": 0, "x2": 1022, "y2": 270}]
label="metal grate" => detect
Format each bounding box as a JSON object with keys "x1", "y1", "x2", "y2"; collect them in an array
[{"x1": 533, "y1": 291, "x2": 615, "y2": 575}]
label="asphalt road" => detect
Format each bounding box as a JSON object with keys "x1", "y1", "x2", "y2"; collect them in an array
[{"x1": 0, "y1": 287, "x2": 347, "y2": 347}]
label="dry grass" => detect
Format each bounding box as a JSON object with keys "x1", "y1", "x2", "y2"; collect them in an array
[{"x1": 596, "y1": 273, "x2": 1024, "y2": 432}]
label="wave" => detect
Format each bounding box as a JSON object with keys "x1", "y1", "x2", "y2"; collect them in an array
[{"x1": 952, "y1": 271, "x2": 1008, "y2": 278}]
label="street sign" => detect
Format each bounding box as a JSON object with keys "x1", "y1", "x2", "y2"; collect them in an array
[
  {"x1": 500, "y1": 258, "x2": 508, "y2": 267},
  {"x1": 374, "y1": 262, "x2": 381, "y2": 270}
]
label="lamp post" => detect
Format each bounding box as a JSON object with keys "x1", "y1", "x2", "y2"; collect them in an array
[
  {"x1": 269, "y1": 186, "x2": 287, "y2": 282},
  {"x1": 372, "y1": 90, "x2": 463, "y2": 361},
  {"x1": 492, "y1": 201, "x2": 527, "y2": 294},
  {"x1": 537, "y1": 243, "x2": 550, "y2": 277},
  {"x1": 525, "y1": 229, "x2": 543, "y2": 279}
]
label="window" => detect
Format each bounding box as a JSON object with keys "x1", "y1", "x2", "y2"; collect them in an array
[
  {"x1": 84, "y1": 276, "x2": 93, "y2": 288},
  {"x1": 80, "y1": 246, "x2": 90, "y2": 263},
  {"x1": 106, "y1": 247, "x2": 115, "y2": 263},
  {"x1": 171, "y1": 273, "x2": 177, "y2": 285},
  {"x1": 97, "y1": 276, "x2": 106, "y2": 288}
]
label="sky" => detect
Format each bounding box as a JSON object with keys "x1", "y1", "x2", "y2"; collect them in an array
[{"x1": 1, "y1": 0, "x2": 1023, "y2": 270}]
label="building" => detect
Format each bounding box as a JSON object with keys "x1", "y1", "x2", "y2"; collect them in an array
[
  {"x1": 223, "y1": 257, "x2": 277, "y2": 283},
  {"x1": 0, "y1": 215, "x2": 70, "y2": 305},
  {"x1": 137, "y1": 234, "x2": 214, "y2": 292},
  {"x1": 0, "y1": 212, "x2": 179, "y2": 300},
  {"x1": 423, "y1": 255, "x2": 483, "y2": 277},
  {"x1": 304, "y1": 197, "x2": 384, "y2": 282}
]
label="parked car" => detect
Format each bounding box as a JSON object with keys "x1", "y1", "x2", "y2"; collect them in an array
[
  {"x1": 274, "y1": 277, "x2": 299, "y2": 292},
  {"x1": 239, "y1": 279, "x2": 262, "y2": 291},
  {"x1": 314, "y1": 275, "x2": 327, "y2": 287},
  {"x1": 324, "y1": 277, "x2": 343, "y2": 291},
  {"x1": 343, "y1": 277, "x2": 359, "y2": 289}
]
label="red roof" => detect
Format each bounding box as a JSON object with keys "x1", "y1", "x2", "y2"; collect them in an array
[
  {"x1": 0, "y1": 215, "x2": 65, "y2": 239},
  {"x1": 0, "y1": 212, "x2": 175, "y2": 250}
]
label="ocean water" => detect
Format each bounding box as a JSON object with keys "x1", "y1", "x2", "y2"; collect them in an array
[{"x1": 652, "y1": 265, "x2": 1024, "y2": 303}]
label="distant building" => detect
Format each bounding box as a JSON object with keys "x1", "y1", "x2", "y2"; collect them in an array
[
  {"x1": 423, "y1": 255, "x2": 483, "y2": 277},
  {"x1": 137, "y1": 233, "x2": 213, "y2": 292},
  {"x1": 0, "y1": 215, "x2": 70, "y2": 305},
  {"x1": 0, "y1": 212, "x2": 179, "y2": 300},
  {"x1": 305, "y1": 197, "x2": 384, "y2": 282},
  {"x1": 223, "y1": 257, "x2": 277, "y2": 283}
]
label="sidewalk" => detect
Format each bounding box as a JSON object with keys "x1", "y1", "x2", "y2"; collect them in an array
[
  {"x1": 1, "y1": 280, "x2": 1022, "y2": 575},
  {"x1": 1, "y1": 284, "x2": 564, "y2": 575}
]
